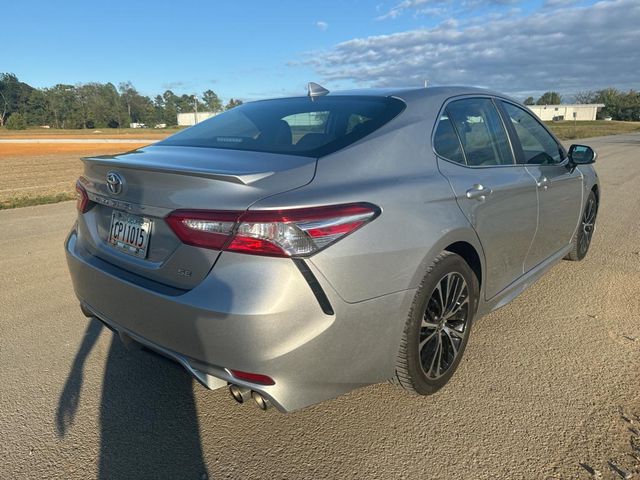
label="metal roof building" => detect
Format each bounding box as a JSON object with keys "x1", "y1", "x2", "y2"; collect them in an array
[
  {"x1": 177, "y1": 112, "x2": 218, "y2": 126},
  {"x1": 527, "y1": 104, "x2": 605, "y2": 121}
]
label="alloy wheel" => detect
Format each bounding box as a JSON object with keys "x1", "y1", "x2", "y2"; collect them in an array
[
  {"x1": 419, "y1": 272, "x2": 470, "y2": 380},
  {"x1": 579, "y1": 195, "x2": 597, "y2": 257}
]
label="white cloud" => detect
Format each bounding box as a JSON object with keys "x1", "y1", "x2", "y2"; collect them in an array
[
  {"x1": 376, "y1": 0, "x2": 434, "y2": 20},
  {"x1": 315, "y1": 21, "x2": 329, "y2": 31},
  {"x1": 542, "y1": 0, "x2": 580, "y2": 7},
  {"x1": 377, "y1": 0, "x2": 519, "y2": 20},
  {"x1": 304, "y1": 0, "x2": 640, "y2": 95}
]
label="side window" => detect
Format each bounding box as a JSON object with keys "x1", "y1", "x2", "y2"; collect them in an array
[
  {"x1": 501, "y1": 102, "x2": 563, "y2": 165},
  {"x1": 434, "y1": 114, "x2": 465, "y2": 164},
  {"x1": 446, "y1": 98, "x2": 514, "y2": 166}
]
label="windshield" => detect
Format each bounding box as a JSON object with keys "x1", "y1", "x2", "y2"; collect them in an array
[{"x1": 160, "y1": 96, "x2": 406, "y2": 158}]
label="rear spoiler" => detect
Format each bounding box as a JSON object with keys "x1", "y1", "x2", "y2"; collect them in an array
[{"x1": 81, "y1": 156, "x2": 274, "y2": 186}]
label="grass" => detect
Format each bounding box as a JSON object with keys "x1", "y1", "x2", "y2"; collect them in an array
[
  {"x1": 0, "y1": 126, "x2": 182, "y2": 139},
  {"x1": 1, "y1": 120, "x2": 639, "y2": 211},
  {"x1": 0, "y1": 193, "x2": 75, "y2": 210},
  {"x1": 546, "y1": 120, "x2": 640, "y2": 140}
]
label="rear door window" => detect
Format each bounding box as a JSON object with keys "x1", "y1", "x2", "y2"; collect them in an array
[
  {"x1": 160, "y1": 96, "x2": 405, "y2": 158},
  {"x1": 445, "y1": 98, "x2": 514, "y2": 166}
]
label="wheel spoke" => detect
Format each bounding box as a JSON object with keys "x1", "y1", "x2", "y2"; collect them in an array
[
  {"x1": 444, "y1": 274, "x2": 459, "y2": 314},
  {"x1": 584, "y1": 199, "x2": 597, "y2": 225},
  {"x1": 445, "y1": 273, "x2": 457, "y2": 313},
  {"x1": 419, "y1": 329, "x2": 438, "y2": 350},
  {"x1": 444, "y1": 325, "x2": 464, "y2": 339},
  {"x1": 447, "y1": 297, "x2": 469, "y2": 319},
  {"x1": 421, "y1": 318, "x2": 439, "y2": 329},
  {"x1": 443, "y1": 328, "x2": 459, "y2": 357},
  {"x1": 434, "y1": 281, "x2": 446, "y2": 316},
  {"x1": 427, "y1": 335, "x2": 442, "y2": 378},
  {"x1": 583, "y1": 201, "x2": 591, "y2": 222},
  {"x1": 436, "y1": 334, "x2": 445, "y2": 376},
  {"x1": 445, "y1": 279, "x2": 468, "y2": 318}
]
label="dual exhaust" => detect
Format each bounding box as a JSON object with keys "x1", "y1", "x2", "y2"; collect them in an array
[{"x1": 228, "y1": 384, "x2": 272, "y2": 411}]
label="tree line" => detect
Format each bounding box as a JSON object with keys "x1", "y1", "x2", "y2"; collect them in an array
[
  {"x1": 0, "y1": 73, "x2": 243, "y2": 130},
  {"x1": 523, "y1": 89, "x2": 640, "y2": 121},
  {"x1": 3, "y1": 73, "x2": 639, "y2": 130}
]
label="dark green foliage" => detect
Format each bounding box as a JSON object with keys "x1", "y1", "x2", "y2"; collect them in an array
[
  {"x1": 202, "y1": 90, "x2": 222, "y2": 112},
  {"x1": 523, "y1": 97, "x2": 535, "y2": 105},
  {"x1": 225, "y1": 98, "x2": 243, "y2": 110},
  {"x1": 5, "y1": 112, "x2": 27, "y2": 129},
  {"x1": 574, "y1": 88, "x2": 640, "y2": 121},
  {"x1": 593, "y1": 88, "x2": 640, "y2": 120},
  {"x1": 536, "y1": 92, "x2": 563, "y2": 105},
  {"x1": 1, "y1": 73, "x2": 34, "y2": 126},
  {"x1": 0, "y1": 73, "x2": 240, "y2": 129}
]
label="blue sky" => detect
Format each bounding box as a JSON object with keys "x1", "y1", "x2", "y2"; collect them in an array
[{"x1": 3, "y1": 0, "x2": 638, "y2": 102}]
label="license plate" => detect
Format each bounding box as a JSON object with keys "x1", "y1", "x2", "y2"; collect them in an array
[{"x1": 108, "y1": 211, "x2": 152, "y2": 258}]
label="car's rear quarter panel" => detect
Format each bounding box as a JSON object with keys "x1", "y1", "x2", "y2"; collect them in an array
[{"x1": 251, "y1": 93, "x2": 484, "y2": 304}]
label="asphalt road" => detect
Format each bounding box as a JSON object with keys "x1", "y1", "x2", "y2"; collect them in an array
[{"x1": 1, "y1": 134, "x2": 639, "y2": 480}]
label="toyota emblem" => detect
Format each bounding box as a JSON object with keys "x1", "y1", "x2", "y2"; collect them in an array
[{"x1": 106, "y1": 172, "x2": 124, "y2": 195}]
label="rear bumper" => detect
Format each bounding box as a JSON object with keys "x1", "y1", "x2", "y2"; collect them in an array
[{"x1": 65, "y1": 229, "x2": 413, "y2": 412}]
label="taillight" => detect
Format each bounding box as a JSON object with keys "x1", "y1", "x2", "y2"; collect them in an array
[
  {"x1": 166, "y1": 203, "x2": 380, "y2": 257},
  {"x1": 75, "y1": 179, "x2": 91, "y2": 214},
  {"x1": 165, "y1": 210, "x2": 240, "y2": 250}
]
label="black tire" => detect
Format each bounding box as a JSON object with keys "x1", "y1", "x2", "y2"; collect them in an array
[
  {"x1": 565, "y1": 190, "x2": 597, "y2": 262},
  {"x1": 393, "y1": 251, "x2": 479, "y2": 395}
]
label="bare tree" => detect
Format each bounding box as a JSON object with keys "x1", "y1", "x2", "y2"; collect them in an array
[
  {"x1": 574, "y1": 90, "x2": 595, "y2": 104},
  {"x1": 0, "y1": 90, "x2": 7, "y2": 126}
]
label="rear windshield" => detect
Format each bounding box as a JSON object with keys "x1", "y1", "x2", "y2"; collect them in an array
[{"x1": 160, "y1": 96, "x2": 406, "y2": 157}]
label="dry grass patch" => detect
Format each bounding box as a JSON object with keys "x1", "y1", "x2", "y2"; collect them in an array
[
  {"x1": 0, "y1": 143, "x2": 148, "y2": 208},
  {"x1": 547, "y1": 120, "x2": 640, "y2": 140},
  {"x1": 0, "y1": 127, "x2": 178, "y2": 140}
]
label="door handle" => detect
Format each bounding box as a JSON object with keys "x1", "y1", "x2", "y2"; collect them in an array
[
  {"x1": 536, "y1": 176, "x2": 549, "y2": 190},
  {"x1": 465, "y1": 184, "x2": 493, "y2": 201}
]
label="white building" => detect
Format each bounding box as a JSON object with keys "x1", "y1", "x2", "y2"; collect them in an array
[
  {"x1": 527, "y1": 104, "x2": 605, "y2": 121},
  {"x1": 177, "y1": 112, "x2": 217, "y2": 126}
]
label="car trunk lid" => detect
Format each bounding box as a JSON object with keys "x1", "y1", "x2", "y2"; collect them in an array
[{"x1": 77, "y1": 145, "x2": 316, "y2": 289}]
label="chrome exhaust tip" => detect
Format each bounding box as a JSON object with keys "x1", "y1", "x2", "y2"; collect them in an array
[
  {"x1": 228, "y1": 384, "x2": 252, "y2": 404},
  {"x1": 251, "y1": 391, "x2": 272, "y2": 411}
]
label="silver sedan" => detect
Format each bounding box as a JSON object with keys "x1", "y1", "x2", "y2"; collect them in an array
[{"x1": 65, "y1": 85, "x2": 599, "y2": 412}]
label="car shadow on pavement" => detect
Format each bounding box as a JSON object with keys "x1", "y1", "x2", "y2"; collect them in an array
[
  {"x1": 57, "y1": 318, "x2": 209, "y2": 479},
  {"x1": 56, "y1": 319, "x2": 104, "y2": 437}
]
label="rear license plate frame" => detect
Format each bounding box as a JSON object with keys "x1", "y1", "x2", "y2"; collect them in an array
[{"x1": 107, "y1": 210, "x2": 152, "y2": 259}]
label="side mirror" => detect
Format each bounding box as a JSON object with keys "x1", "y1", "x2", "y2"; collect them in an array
[{"x1": 568, "y1": 144, "x2": 597, "y2": 165}]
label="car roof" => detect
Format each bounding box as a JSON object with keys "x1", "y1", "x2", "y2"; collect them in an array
[
  {"x1": 267, "y1": 86, "x2": 520, "y2": 106},
  {"x1": 331, "y1": 85, "x2": 514, "y2": 101}
]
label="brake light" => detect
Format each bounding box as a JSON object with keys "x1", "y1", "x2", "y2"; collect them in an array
[
  {"x1": 165, "y1": 210, "x2": 239, "y2": 250},
  {"x1": 75, "y1": 179, "x2": 91, "y2": 213},
  {"x1": 166, "y1": 203, "x2": 380, "y2": 257}
]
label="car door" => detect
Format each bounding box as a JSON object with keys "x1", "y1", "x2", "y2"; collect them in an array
[
  {"x1": 497, "y1": 100, "x2": 583, "y2": 271},
  {"x1": 435, "y1": 97, "x2": 539, "y2": 300}
]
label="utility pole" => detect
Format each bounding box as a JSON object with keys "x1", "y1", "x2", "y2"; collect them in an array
[{"x1": 193, "y1": 95, "x2": 198, "y2": 125}]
